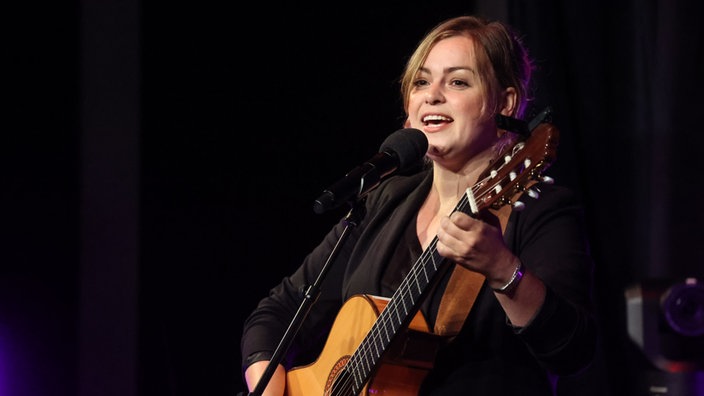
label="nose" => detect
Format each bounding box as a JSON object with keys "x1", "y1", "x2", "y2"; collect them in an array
[{"x1": 425, "y1": 83, "x2": 444, "y2": 104}]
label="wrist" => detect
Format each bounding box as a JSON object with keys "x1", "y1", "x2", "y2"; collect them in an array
[{"x1": 492, "y1": 259, "x2": 525, "y2": 296}]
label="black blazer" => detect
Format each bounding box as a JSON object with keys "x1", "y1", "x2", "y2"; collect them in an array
[{"x1": 241, "y1": 168, "x2": 597, "y2": 395}]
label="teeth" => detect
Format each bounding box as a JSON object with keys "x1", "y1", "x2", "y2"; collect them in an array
[{"x1": 422, "y1": 114, "x2": 451, "y2": 122}]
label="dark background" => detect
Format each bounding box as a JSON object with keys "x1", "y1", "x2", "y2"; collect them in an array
[{"x1": 4, "y1": 0, "x2": 704, "y2": 395}]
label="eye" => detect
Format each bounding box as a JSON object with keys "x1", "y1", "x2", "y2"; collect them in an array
[
  {"x1": 450, "y1": 79, "x2": 470, "y2": 87},
  {"x1": 413, "y1": 78, "x2": 430, "y2": 88}
]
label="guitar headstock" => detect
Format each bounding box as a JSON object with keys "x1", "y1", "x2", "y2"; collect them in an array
[{"x1": 470, "y1": 122, "x2": 560, "y2": 213}]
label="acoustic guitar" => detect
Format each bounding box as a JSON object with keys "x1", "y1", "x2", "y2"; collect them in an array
[{"x1": 285, "y1": 120, "x2": 559, "y2": 396}]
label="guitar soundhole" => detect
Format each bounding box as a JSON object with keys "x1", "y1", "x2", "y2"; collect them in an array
[{"x1": 325, "y1": 355, "x2": 351, "y2": 396}]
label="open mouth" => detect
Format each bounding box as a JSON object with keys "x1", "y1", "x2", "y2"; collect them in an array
[{"x1": 422, "y1": 114, "x2": 453, "y2": 126}]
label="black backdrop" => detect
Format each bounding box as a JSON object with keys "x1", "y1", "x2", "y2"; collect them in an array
[{"x1": 5, "y1": 1, "x2": 704, "y2": 395}]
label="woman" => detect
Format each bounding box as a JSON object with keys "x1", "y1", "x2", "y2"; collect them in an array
[{"x1": 241, "y1": 15, "x2": 597, "y2": 395}]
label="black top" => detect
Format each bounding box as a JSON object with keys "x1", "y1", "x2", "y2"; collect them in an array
[{"x1": 241, "y1": 168, "x2": 597, "y2": 395}]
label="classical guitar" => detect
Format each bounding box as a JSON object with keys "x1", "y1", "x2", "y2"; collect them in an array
[{"x1": 285, "y1": 119, "x2": 559, "y2": 396}]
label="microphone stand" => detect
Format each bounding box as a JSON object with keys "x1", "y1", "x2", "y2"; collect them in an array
[{"x1": 246, "y1": 199, "x2": 367, "y2": 396}]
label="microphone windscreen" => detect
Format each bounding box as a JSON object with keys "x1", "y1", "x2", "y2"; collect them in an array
[{"x1": 379, "y1": 128, "x2": 428, "y2": 172}]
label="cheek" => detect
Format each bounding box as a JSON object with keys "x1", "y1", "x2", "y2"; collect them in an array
[
  {"x1": 455, "y1": 95, "x2": 487, "y2": 119},
  {"x1": 407, "y1": 93, "x2": 423, "y2": 114}
]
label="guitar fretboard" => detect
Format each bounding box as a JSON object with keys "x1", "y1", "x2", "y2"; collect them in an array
[{"x1": 340, "y1": 189, "x2": 477, "y2": 395}]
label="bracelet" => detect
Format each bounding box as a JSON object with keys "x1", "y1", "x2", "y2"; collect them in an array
[{"x1": 493, "y1": 260, "x2": 525, "y2": 295}]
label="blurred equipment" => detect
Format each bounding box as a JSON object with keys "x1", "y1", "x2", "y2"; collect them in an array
[{"x1": 625, "y1": 277, "x2": 704, "y2": 395}]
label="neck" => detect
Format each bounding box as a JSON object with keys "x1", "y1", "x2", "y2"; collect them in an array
[{"x1": 430, "y1": 148, "x2": 496, "y2": 211}]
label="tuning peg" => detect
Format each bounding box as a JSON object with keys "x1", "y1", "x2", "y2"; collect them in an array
[
  {"x1": 527, "y1": 189, "x2": 539, "y2": 199},
  {"x1": 541, "y1": 175, "x2": 554, "y2": 184},
  {"x1": 512, "y1": 201, "x2": 526, "y2": 211}
]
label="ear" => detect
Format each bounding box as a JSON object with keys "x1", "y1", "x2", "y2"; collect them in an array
[{"x1": 499, "y1": 87, "x2": 517, "y2": 116}]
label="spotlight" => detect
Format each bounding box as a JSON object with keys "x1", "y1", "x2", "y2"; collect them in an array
[
  {"x1": 626, "y1": 277, "x2": 704, "y2": 372},
  {"x1": 660, "y1": 278, "x2": 704, "y2": 338},
  {"x1": 625, "y1": 277, "x2": 704, "y2": 396}
]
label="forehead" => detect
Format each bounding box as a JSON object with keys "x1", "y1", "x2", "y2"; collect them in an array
[{"x1": 423, "y1": 35, "x2": 477, "y2": 70}]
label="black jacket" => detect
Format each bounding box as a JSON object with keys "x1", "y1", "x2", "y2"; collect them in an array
[{"x1": 241, "y1": 168, "x2": 597, "y2": 395}]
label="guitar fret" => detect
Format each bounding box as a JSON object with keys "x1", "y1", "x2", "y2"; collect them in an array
[
  {"x1": 404, "y1": 287, "x2": 413, "y2": 312},
  {"x1": 353, "y1": 368, "x2": 363, "y2": 390},
  {"x1": 431, "y1": 250, "x2": 443, "y2": 269},
  {"x1": 357, "y1": 375, "x2": 365, "y2": 394},
  {"x1": 421, "y1": 260, "x2": 430, "y2": 282},
  {"x1": 413, "y1": 270, "x2": 422, "y2": 293},
  {"x1": 401, "y1": 299, "x2": 409, "y2": 317},
  {"x1": 398, "y1": 285, "x2": 413, "y2": 304},
  {"x1": 347, "y1": 364, "x2": 362, "y2": 388}
]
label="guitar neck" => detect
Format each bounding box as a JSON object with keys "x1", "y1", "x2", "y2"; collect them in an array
[{"x1": 343, "y1": 192, "x2": 475, "y2": 393}]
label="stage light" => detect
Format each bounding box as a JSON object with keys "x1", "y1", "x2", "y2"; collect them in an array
[{"x1": 625, "y1": 277, "x2": 704, "y2": 395}]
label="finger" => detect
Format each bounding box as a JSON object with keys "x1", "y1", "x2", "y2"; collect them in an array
[
  {"x1": 448, "y1": 211, "x2": 481, "y2": 234},
  {"x1": 438, "y1": 216, "x2": 477, "y2": 256},
  {"x1": 436, "y1": 217, "x2": 462, "y2": 254}
]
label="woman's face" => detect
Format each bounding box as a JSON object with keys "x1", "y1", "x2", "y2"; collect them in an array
[{"x1": 406, "y1": 35, "x2": 499, "y2": 171}]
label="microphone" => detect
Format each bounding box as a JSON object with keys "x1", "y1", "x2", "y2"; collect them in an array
[{"x1": 313, "y1": 128, "x2": 428, "y2": 214}]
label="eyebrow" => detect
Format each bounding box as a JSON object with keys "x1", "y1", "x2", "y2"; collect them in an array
[{"x1": 418, "y1": 66, "x2": 477, "y2": 75}]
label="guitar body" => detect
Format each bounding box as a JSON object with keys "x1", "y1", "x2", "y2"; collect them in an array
[{"x1": 285, "y1": 294, "x2": 444, "y2": 396}]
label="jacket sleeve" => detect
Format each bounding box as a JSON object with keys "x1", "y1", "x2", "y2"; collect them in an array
[
  {"x1": 508, "y1": 184, "x2": 598, "y2": 375},
  {"x1": 240, "y1": 218, "x2": 358, "y2": 373}
]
